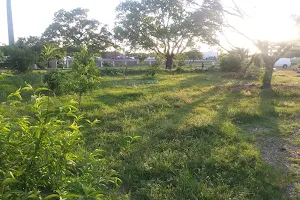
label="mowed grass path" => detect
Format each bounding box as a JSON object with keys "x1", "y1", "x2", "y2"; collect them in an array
[{"x1": 2, "y1": 69, "x2": 300, "y2": 199}]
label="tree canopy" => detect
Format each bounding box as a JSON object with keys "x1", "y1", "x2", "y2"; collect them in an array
[
  {"x1": 185, "y1": 49, "x2": 203, "y2": 61},
  {"x1": 43, "y1": 8, "x2": 113, "y2": 53},
  {"x1": 115, "y1": 0, "x2": 224, "y2": 68},
  {"x1": 15, "y1": 36, "x2": 44, "y2": 54}
]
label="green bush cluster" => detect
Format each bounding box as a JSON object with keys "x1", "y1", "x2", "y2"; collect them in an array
[
  {"x1": 0, "y1": 86, "x2": 120, "y2": 199},
  {"x1": 146, "y1": 64, "x2": 160, "y2": 77},
  {"x1": 219, "y1": 54, "x2": 242, "y2": 72},
  {"x1": 44, "y1": 48, "x2": 99, "y2": 104},
  {"x1": 100, "y1": 67, "x2": 149, "y2": 76},
  {"x1": 103, "y1": 62, "x2": 114, "y2": 67},
  {"x1": 0, "y1": 49, "x2": 4, "y2": 62},
  {"x1": 1, "y1": 46, "x2": 37, "y2": 73}
]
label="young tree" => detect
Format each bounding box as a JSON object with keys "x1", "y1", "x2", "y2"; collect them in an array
[
  {"x1": 43, "y1": 8, "x2": 113, "y2": 53},
  {"x1": 66, "y1": 47, "x2": 99, "y2": 105},
  {"x1": 185, "y1": 49, "x2": 203, "y2": 66},
  {"x1": 115, "y1": 0, "x2": 224, "y2": 69}
]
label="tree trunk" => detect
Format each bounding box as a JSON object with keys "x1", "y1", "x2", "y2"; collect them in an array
[
  {"x1": 261, "y1": 61, "x2": 274, "y2": 89},
  {"x1": 165, "y1": 54, "x2": 174, "y2": 69}
]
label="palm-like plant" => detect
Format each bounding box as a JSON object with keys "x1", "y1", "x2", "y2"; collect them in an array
[
  {"x1": 41, "y1": 45, "x2": 58, "y2": 68},
  {"x1": 7, "y1": 0, "x2": 14, "y2": 45}
]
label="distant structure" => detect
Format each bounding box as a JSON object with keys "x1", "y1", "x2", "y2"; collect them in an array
[
  {"x1": 7, "y1": 0, "x2": 15, "y2": 45},
  {"x1": 203, "y1": 51, "x2": 218, "y2": 60}
]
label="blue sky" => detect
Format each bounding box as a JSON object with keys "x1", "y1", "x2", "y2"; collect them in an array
[{"x1": 0, "y1": 0, "x2": 299, "y2": 50}]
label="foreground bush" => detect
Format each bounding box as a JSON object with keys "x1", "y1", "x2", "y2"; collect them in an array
[{"x1": 0, "y1": 86, "x2": 120, "y2": 199}]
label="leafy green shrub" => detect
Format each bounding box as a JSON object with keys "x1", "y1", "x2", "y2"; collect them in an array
[
  {"x1": 44, "y1": 69, "x2": 67, "y2": 94},
  {"x1": 174, "y1": 54, "x2": 186, "y2": 68},
  {"x1": 45, "y1": 48, "x2": 100, "y2": 103},
  {"x1": 219, "y1": 54, "x2": 242, "y2": 72},
  {"x1": 146, "y1": 63, "x2": 160, "y2": 77},
  {"x1": 0, "y1": 72, "x2": 44, "y2": 102},
  {"x1": 0, "y1": 49, "x2": 4, "y2": 62},
  {"x1": 103, "y1": 61, "x2": 113, "y2": 67},
  {"x1": 0, "y1": 84, "x2": 17, "y2": 101},
  {"x1": 67, "y1": 48, "x2": 99, "y2": 104},
  {"x1": 219, "y1": 48, "x2": 250, "y2": 72},
  {"x1": 0, "y1": 86, "x2": 120, "y2": 199},
  {"x1": 1, "y1": 46, "x2": 37, "y2": 73},
  {"x1": 175, "y1": 66, "x2": 183, "y2": 74}
]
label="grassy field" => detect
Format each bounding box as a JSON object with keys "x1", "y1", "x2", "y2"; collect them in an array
[{"x1": 2, "y1": 68, "x2": 300, "y2": 199}]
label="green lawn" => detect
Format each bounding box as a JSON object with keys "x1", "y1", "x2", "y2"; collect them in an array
[{"x1": 2, "y1": 68, "x2": 300, "y2": 199}]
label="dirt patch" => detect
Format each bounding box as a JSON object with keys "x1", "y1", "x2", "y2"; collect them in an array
[
  {"x1": 249, "y1": 126, "x2": 297, "y2": 198},
  {"x1": 257, "y1": 136, "x2": 290, "y2": 171}
]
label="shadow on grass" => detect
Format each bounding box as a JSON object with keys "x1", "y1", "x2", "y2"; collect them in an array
[
  {"x1": 95, "y1": 92, "x2": 145, "y2": 107},
  {"x1": 257, "y1": 89, "x2": 289, "y2": 171},
  {"x1": 113, "y1": 85, "x2": 283, "y2": 199},
  {"x1": 81, "y1": 75, "x2": 285, "y2": 199}
]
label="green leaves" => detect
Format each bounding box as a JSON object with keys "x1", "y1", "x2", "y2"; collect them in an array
[
  {"x1": 0, "y1": 86, "x2": 120, "y2": 199},
  {"x1": 43, "y1": 8, "x2": 112, "y2": 53},
  {"x1": 115, "y1": 0, "x2": 223, "y2": 55},
  {"x1": 67, "y1": 47, "x2": 100, "y2": 104},
  {"x1": 1, "y1": 45, "x2": 37, "y2": 73},
  {"x1": 0, "y1": 49, "x2": 4, "y2": 62}
]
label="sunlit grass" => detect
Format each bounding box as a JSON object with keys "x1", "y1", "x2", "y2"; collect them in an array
[{"x1": 2, "y1": 68, "x2": 300, "y2": 198}]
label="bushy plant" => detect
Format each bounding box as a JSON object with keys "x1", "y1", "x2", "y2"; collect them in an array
[
  {"x1": 40, "y1": 45, "x2": 66, "y2": 69},
  {"x1": 153, "y1": 53, "x2": 165, "y2": 66},
  {"x1": 103, "y1": 62, "x2": 114, "y2": 67},
  {"x1": 174, "y1": 54, "x2": 186, "y2": 68},
  {"x1": 0, "y1": 85, "x2": 120, "y2": 199},
  {"x1": 219, "y1": 48, "x2": 249, "y2": 72},
  {"x1": 44, "y1": 48, "x2": 100, "y2": 103},
  {"x1": 146, "y1": 63, "x2": 160, "y2": 77},
  {"x1": 219, "y1": 54, "x2": 242, "y2": 72},
  {"x1": 2, "y1": 46, "x2": 37, "y2": 73},
  {"x1": 64, "y1": 47, "x2": 99, "y2": 104},
  {"x1": 0, "y1": 49, "x2": 4, "y2": 62},
  {"x1": 44, "y1": 69, "x2": 67, "y2": 94}
]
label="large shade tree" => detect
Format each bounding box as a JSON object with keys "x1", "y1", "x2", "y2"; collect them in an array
[
  {"x1": 115, "y1": 0, "x2": 224, "y2": 69},
  {"x1": 229, "y1": 25, "x2": 295, "y2": 88},
  {"x1": 43, "y1": 8, "x2": 113, "y2": 53}
]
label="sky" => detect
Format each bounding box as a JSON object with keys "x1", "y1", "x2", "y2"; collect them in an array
[{"x1": 0, "y1": 0, "x2": 300, "y2": 51}]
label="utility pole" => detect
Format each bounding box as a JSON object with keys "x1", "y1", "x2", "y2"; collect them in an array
[{"x1": 7, "y1": 0, "x2": 15, "y2": 45}]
